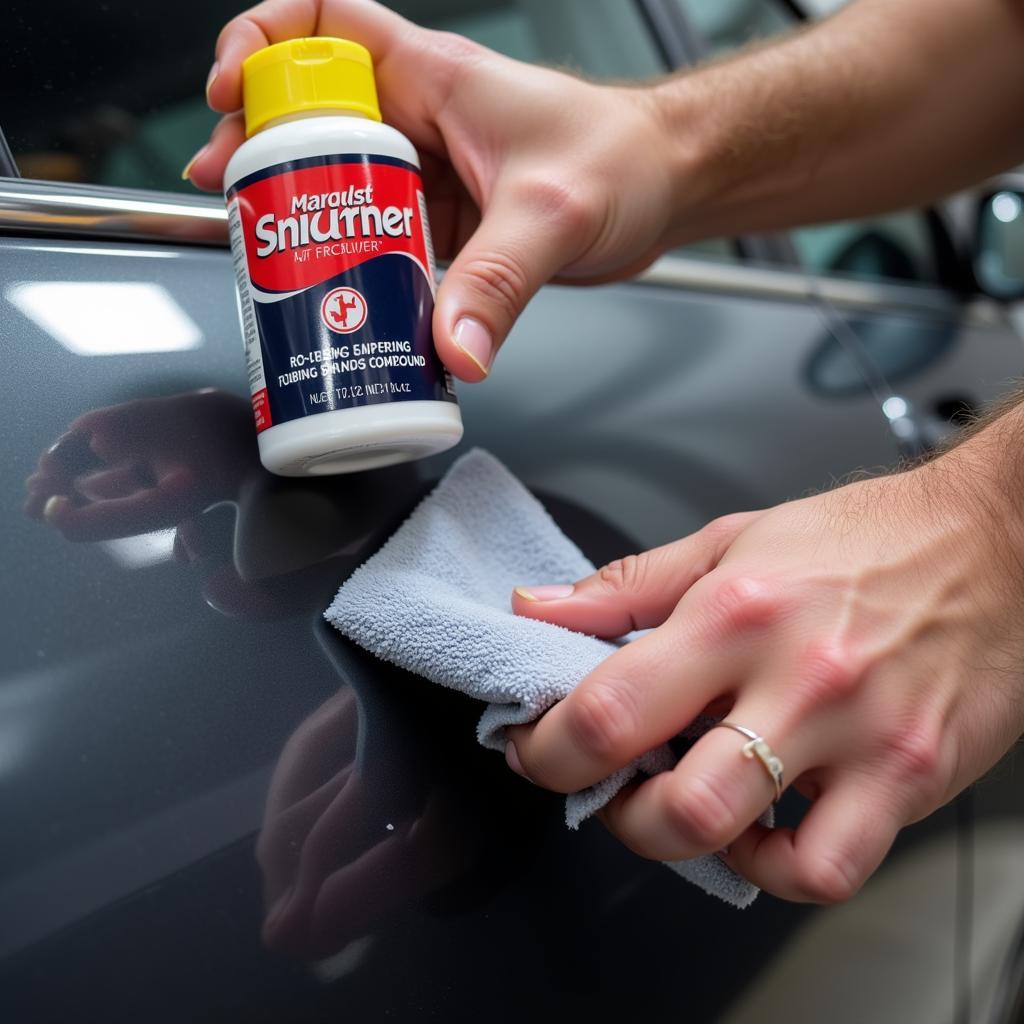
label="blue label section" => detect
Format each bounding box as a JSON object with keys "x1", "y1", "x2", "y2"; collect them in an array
[{"x1": 254, "y1": 253, "x2": 455, "y2": 426}]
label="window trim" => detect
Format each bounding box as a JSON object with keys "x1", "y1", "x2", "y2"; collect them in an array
[
  {"x1": 0, "y1": 177, "x2": 227, "y2": 246},
  {"x1": 0, "y1": 176, "x2": 1001, "y2": 327},
  {"x1": 0, "y1": 126, "x2": 19, "y2": 178}
]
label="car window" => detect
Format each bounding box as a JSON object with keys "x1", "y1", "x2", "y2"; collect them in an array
[
  {"x1": 674, "y1": 0, "x2": 941, "y2": 285},
  {"x1": 681, "y1": 0, "x2": 792, "y2": 54},
  {"x1": 435, "y1": 0, "x2": 741, "y2": 263},
  {"x1": 3, "y1": 0, "x2": 662, "y2": 195}
]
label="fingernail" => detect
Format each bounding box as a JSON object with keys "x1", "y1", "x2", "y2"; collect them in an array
[
  {"x1": 514, "y1": 584, "x2": 575, "y2": 602},
  {"x1": 180, "y1": 146, "x2": 207, "y2": 182},
  {"x1": 43, "y1": 495, "x2": 70, "y2": 524},
  {"x1": 505, "y1": 741, "x2": 528, "y2": 779},
  {"x1": 452, "y1": 317, "x2": 493, "y2": 376},
  {"x1": 205, "y1": 62, "x2": 219, "y2": 104}
]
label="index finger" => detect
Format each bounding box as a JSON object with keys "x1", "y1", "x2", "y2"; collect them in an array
[
  {"x1": 208, "y1": 0, "x2": 319, "y2": 113},
  {"x1": 507, "y1": 618, "x2": 742, "y2": 794},
  {"x1": 207, "y1": 0, "x2": 414, "y2": 116},
  {"x1": 43, "y1": 467, "x2": 197, "y2": 542}
]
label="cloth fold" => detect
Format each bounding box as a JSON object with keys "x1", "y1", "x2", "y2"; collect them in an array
[{"x1": 325, "y1": 448, "x2": 763, "y2": 907}]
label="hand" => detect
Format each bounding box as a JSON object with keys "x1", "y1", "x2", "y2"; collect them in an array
[
  {"x1": 258, "y1": 688, "x2": 472, "y2": 958},
  {"x1": 187, "y1": 0, "x2": 678, "y2": 381},
  {"x1": 25, "y1": 390, "x2": 254, "y2": 541},
  {"x1": 506, "y1": 447, "x2": 1024, "y2": 903}
]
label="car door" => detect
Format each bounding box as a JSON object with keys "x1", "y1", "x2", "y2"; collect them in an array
[
  {"x1": 1, "y1": 2, "x2": 1022, "y2": 1022},
  {"x1": 666, "y1": 3, "x2": 1024, "y2": 1021}
]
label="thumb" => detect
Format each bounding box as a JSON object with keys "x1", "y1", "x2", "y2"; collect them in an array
[
  {"x1": 434, "y1": 178, "x2": 592, "y2": 381},
  {"x1": 511, "y1": 512, "x2": 760, "y2": 637}
]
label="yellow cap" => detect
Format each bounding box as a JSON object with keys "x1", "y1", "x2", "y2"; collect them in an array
[{"x1": 242, "y1": 37, "x2": 381, "y2": 137}]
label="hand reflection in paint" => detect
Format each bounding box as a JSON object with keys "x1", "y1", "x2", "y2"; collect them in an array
[
  {"x1": 25, "y1": 389, "x2": 255, "y2": 540},
  {"x1": 257, "y1": 684, "x2": 477, "y2": 960},
  {"x1": 25, "y1": 388, "x2": 420, "y2": 617}
]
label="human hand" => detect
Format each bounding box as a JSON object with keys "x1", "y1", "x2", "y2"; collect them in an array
[
  {"x1": 25, "y1": 389, "x2": 254, "y2": 541},
  {"x1": 506, "y1": 450, "x2": 1024, "y2": 903},
  {"x1": 258, "y1": 688, "x2": 472, "y2": 958},
  {"x1": 186, "y1": 0, "x2": 678, "y2": 381}
]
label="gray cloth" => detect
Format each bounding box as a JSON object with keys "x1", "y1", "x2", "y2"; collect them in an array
[{"x1": 325, "y1": 448, "x2": 763, "y2": 907}]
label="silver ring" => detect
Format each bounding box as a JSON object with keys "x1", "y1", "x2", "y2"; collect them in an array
[{"x1": 711, "y1": 721, "x2": 785, "y2": 802}]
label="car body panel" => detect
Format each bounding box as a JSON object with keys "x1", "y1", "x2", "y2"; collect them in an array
[{"x1": 2, "y1": 231, "x2": 1023, "y2": 1021}]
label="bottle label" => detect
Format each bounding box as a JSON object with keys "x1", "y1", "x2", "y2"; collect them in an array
[{"x1": 226, "y1": 154, "x2": 455, "y2": 433}]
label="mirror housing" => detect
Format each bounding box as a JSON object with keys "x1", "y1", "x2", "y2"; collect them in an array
[{"x1": 974, "y1": 187, "x2": 1024, "y2": 300}]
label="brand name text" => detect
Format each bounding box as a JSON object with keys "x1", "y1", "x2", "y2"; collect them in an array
[{"x1": 254, "y1": 184, "x2": 414, "y2": 257}]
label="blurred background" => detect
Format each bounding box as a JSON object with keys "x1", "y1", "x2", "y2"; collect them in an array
[{"x1": 6, "y1": 0, "x2": 1013, "y2": 290}]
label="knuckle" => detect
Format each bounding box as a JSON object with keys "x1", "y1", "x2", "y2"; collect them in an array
[
  {"x1": 660, "y1": 773, "x2": 737, "y2": 852},
  {"x1": 796, "y1": 852, "x2": 862, "y2": 904},
  {"x1": 460, "y1": 250, "x2": 532, "y2": 324},
  {"x1": 566, "y1": 680, "x2": 642, "y2": 762},
  {"x1": 706, "y1": 574, "x2": 778, "y2": 635},
  {"x1": 598, "y1": 553, "x2": 647, "y2": 595},
  {"x1": 879, "y1": 723, "x2": 943, "y2": 783},
  {"x1": 701, "y1": 513, "x2": 746, "y2": 547},
  {"x1": 790, "y1": 641, "x2": 860, "y2": 707}
]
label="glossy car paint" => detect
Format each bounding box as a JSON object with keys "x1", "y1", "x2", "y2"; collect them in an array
[{"x1": 1, "y1": 226, "x2": 1023, "y2": 1023}]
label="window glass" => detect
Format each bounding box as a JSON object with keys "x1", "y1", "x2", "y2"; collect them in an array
[
  {"x1": 682, "y1": 0, "x2": 791, "y2": 55},
  {"x1": 670, "y1": 238, "x2": 737, "y2": 263},
  {"x1": 790, "y1": 218, "x2": 936, "y2": 285},
  {"x1": 673, "y1": 0, "x2": 940, "y2": 284},
  {"x1": 2, "y1": 0, "x2": 662, "y2": 194}
]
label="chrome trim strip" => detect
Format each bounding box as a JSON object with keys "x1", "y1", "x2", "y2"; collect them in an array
[
  {"x1": 0, "y1": 178, "x2": 228, "y2": 245},
  {"x1": 0, "y1": 178, "x2": 1009, "y2": 328},
  {"x1": 639, "y1": 255, "x2": 1007, "y2": 327}
]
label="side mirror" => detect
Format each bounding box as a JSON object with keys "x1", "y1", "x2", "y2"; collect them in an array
[{"x1": 974, "y1": 188, "x2": 1024, "y2": 300}]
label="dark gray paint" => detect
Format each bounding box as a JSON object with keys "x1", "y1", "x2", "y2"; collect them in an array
[{"x1": 1, "y1": 236, "x2": 1023, "y2": 1022}]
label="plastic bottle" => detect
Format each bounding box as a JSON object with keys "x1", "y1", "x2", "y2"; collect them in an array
[{"x1": 224, "y1": 37, "x2": 463, "y2": 476}]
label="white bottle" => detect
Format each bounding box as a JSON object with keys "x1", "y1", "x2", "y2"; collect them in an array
[{"x1": 224, "y1": 37, "x2": 463, "y2": 476}]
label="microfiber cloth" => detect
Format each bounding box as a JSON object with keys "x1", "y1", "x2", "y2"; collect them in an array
[{"x1": 325, "y1": 448, "x2": 765, "y2": 908}]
